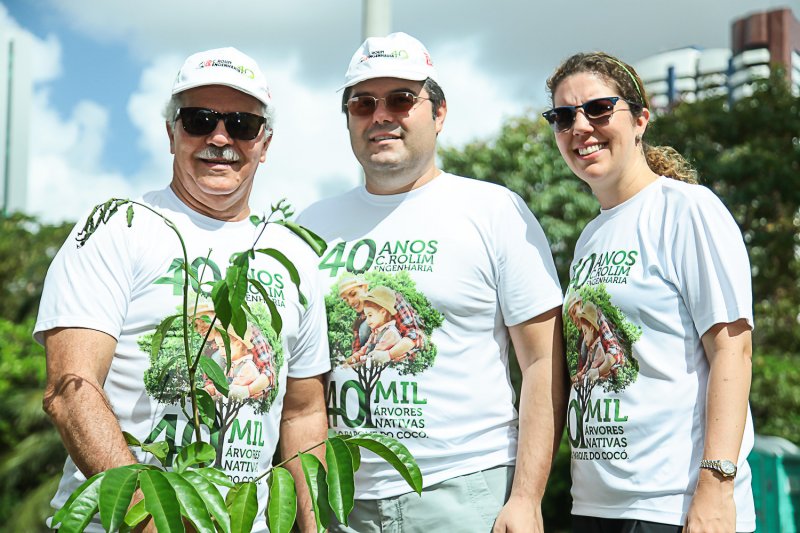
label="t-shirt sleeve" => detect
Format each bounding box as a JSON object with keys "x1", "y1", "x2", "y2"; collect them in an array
[
  {"x1": 34, "y1": 211, "x2": 135, "y2": 345},
  {"x1": 495, "y1": 190, "x2": 563, "y2": 326},
  {"x1": 285, "y1": 249, "x2": 332, "y2": 378},
  {"x1": 671, "y1": 186, "x2": 754, "y2": 337}
]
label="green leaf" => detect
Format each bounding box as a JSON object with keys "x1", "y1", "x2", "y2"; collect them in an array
[
  {"x1": 211, "y1": 281, "x2": 233, "y2": 329},
  {"x1": 183, "y1": 470, "x2": 231, "y2": 533},
  {"x1": 54, "y1": 472, "x2": 103, "y2": 532},
  {"x1": 226, "y1": 481, "x2": 259, "y2": 533},
  {"x1": 98, "y1": 464, "x2": 145, "y2": 532},
  {"x1": 174, "y1": 441, "x2": 216, "y2": 473},
  {"x1": 150, "y1": 314, "x2": 181, "y2": 359},
  {"x1": 276, "y1": 219, "x2": 327, "y2": 257},
  {"x1": 299, "y1": 452, "x2": 331, "y2": 532},
  {"x1": 267, "y1": 467, "x2": 297, "y2": 533},
  {"x1": 249, "y1": 214, "x2": 263, "y2": 226},
  {"x1": 248, "y1": 277, "x2": 283, "y2": 336},
  {"x1": 195, "y1": 466, "x2": 235, "y2": 488},
  {"x1": 255, "y1": 247, "x2": 308, "y2": 307},
  {"x1": 122, "y1": 431, "x2": 142, "y2": 447},
  {"x1": 163, "y1": 471, "x2": 216, "y2": 533},
  {"x1": 325, "y1": 437, "x2": 355, "y2": 524},
  {"x1": 345, "y1": 440, "x2": 361, "y2": 472},
  {"x1": 139, "y1": 470, "x2": 183, "y2": 533},
  {"x1": 123, "y1": 498, "x2": 148, "y2": 529},
  {"x1": 126, "y1": 204, "x2": 134, "y2": 227},
  {"x1": 230, "y1": 304, "x2": 248, "y2": 341},
  {"x1": 195, "y1": 388, "x2": 217, "y2": 427},
  {"x1": 142, "y1": 440, "x2": 171, "y2": 467},
  {"x1": 199, "y1": 355, "x2": 230, "y2": 398},
  {"x1": 348, "y1": 433, "x2": 423, "y2": 493},
  {"x1": 225, "y1": 262, "x2": 250, "y2": 338}
]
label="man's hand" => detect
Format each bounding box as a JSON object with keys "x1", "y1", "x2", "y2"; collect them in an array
[
  {"x1": 368, "y1": 350, "x2": 391, "y2": 364},
  {"x1": 501, "y1": 307, "x2": 566, "y2": 533},
  {"x1": 492, "y1": 494, "x2": 544, "y2": 533}
]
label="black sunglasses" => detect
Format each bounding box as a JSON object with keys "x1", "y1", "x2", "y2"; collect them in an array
[
  {"x1": 177, "y1": 107, "x2": 266, "y2": 141},
  {"x1": 345, "y1": 91, "x2": 430, "y2": 117},
  {"x1": 542, "y1": 97, "x2": 642, "y2": 132}
]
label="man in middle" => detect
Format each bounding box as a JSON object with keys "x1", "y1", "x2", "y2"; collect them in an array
[{"x1": 298, "y1": 32, "x2": 566, "y2": 532}]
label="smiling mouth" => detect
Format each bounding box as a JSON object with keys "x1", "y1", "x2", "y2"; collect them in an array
[
  {"x1": 577, "y1": 143, "x2": 606, "y2": 156},
  {"x1": 371, "y1": 135, "x2": 400, "y2": 142},
  {"x1": 199, "y1": 158, "x2": 236, "y2": 165}
]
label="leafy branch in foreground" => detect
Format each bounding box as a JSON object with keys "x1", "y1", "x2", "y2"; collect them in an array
[{"x1": 56, "y1": 198, "x2": 422, "y2": 532}]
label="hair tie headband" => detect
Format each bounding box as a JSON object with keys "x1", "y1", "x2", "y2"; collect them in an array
[{"x1": 606, "y1": 57, "x2": 645, "y2": 106}]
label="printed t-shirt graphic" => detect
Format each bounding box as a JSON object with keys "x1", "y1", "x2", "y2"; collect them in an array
[
  {"x1": 325, "y1": 270, "x2": 443, "y2": 430},
  {"x1": 297, "y1": 173, "x2": 563, "y2": 499},
  {"x1": 563, "y1": 281, "x2": 641, "y2": 456},
  {"x1": 139, "y1": 294, "x2": 283, "y2": 476}
]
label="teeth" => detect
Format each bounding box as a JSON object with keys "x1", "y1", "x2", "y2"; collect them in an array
[
  {"x1": 578, "y1": 144, "x2": 604, "y2": 156},
  {"x1": 373, "y1": 136, "x2": 396, "y2": 141}
]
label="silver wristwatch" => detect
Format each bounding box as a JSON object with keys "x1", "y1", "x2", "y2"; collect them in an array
[{"x1": 700, "y1": 459, "x2": 737, "y2": 478}]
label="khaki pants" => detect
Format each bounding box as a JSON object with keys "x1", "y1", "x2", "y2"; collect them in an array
[{"x1": 329, "y1": 465, "x2": 515, "y2": 533}]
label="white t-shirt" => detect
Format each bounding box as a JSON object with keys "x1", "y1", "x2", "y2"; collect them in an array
[
  {"x1": 563, "y1": 177, "x2": 755, "y2": 530},
  {"x1": 297, "y1": 172, "x2": 563, "y2": 499},
  {"x1": 35, "y1": 187, "x2": 330, "y2": 532}
]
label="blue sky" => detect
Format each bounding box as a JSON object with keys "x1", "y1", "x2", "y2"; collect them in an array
[{"x1": 3, "y1": 0, "x2": 798, "y2": 222}]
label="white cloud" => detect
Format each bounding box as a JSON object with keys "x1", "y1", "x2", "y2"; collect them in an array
[
  {"x1": 0, "y1": 4, "x2": 61, "y2": 84},
  {"x1": 246, "y1": 55, "x2": 361, "y2": 214},
  {"x1": 0, "y1": 5, "x2": 132, "y2": 222},
  {"x1": 435, "y1": 39, "x2": 524, "y2": 149},
  {"x1": 126, "y1": 54, "x2": 183, "y2": 188},
  {"x1": 27, "y1": 89, "x2": 136, "y2": 222}
]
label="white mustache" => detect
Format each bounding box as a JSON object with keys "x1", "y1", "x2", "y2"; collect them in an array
[{"x1": 195, "y1": 146, "x2": 240, "y2": 162}]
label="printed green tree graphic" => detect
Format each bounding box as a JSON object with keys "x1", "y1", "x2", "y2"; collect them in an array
[
  {"x1": 565, "y1": 284, "x2": 641, "y2": 442},
  {"x1": 326, "y1": 270, "x2": 443, "y2": 427},
  {"x1": 139, "y1": 297, "x2": 283, "y2": 466}
]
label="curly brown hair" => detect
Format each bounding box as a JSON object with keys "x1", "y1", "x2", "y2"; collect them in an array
[{"x1": 547, "y1": 52, "x2": 697, "y2": 184}]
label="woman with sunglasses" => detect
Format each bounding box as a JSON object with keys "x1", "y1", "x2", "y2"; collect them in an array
[{"x1": 544, "y1": 52, "x2": 755, "y2": 533}]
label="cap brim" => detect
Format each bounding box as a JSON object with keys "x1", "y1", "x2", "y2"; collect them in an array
[
  {"x1": 173, "y1": 79, "x2": 271, "y2": 107},
  {"x1": 337, "y1": 70, "x2": 433, "y2": 92}
]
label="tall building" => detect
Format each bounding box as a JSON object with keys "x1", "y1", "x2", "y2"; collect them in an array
[
  {"x1": 731, "y1": 7, "x2": 800, "y2": 99},
  {"x1": 634, "y1": 7, "x2": 800, "y2": 110},
  {"x1": 0, "y1": 31, "x2": 32, "y2": 216}
]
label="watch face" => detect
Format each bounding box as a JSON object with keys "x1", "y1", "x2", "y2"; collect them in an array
[{"x1": 720, "y1": 460, "x2": 737, "y2": 476}]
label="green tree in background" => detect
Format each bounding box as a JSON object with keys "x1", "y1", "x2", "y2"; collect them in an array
[
  {"x1": 0, "y1": 214, "x2": 72, "y2": 531},
  {"x1": 0, "y1": 214, "x2": 72, "y2": 323},
  {"x1": 0, "y1": 319, "x2": 66, "y2": 532}
]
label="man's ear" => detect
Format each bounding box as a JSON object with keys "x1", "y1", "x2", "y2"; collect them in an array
[
  {"x1": 259, "y1": 130, "x2": 273, "y2": 163},
  {"x1": 434, "y1": 100, "x2": 447, "y2": 134},
  {"x1": 166, "y1": 121, "x2": 176, "y2": 154}
]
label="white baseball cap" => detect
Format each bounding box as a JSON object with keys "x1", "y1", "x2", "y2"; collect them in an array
[
  {"x1": 339, "y1": 32, "x2": 438, "y2": 91},
  {"x1": 172, "y1": 47, "x2": 272, "y2": 107}
]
